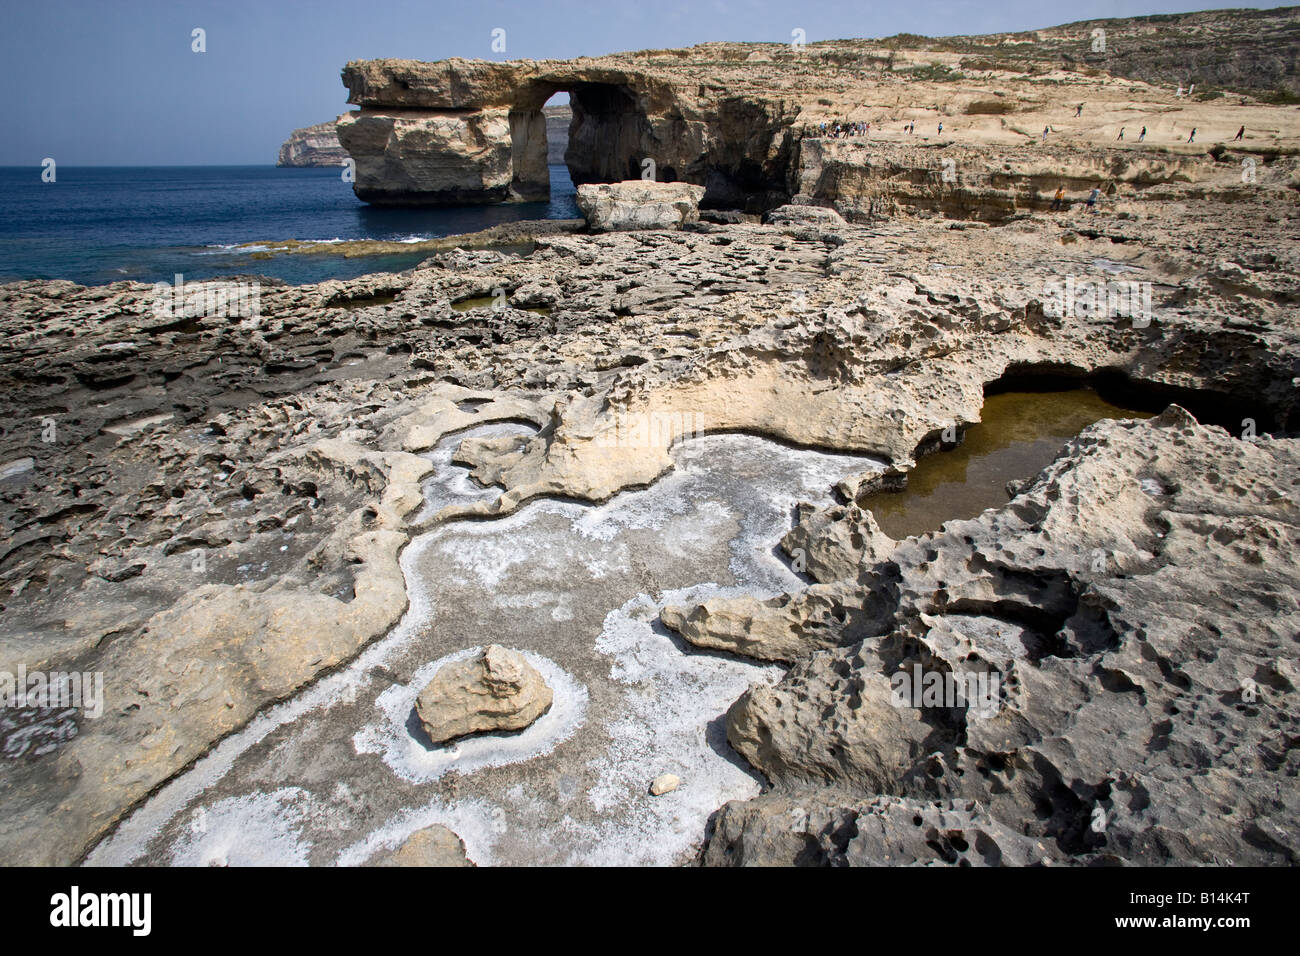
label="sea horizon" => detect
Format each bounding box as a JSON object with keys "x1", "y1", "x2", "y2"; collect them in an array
[{"x1": 0, "y1": 163, "x2": 579, "y2": 286}]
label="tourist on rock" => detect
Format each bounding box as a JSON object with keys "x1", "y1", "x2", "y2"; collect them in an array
[
  {"x1": 1139, "y1": 126, "x2": 1147, "y2": 141},
  {"x1": 1051, "y1": 185, "x2": 1065, "y2": 211},
  {"x1": 1076, "y1": 103, "x2": 1083, "y2": 117},
  {"x1": 938, "y1": 121, "x2": 943, "y2": 135},
  {"x1": 1188, "y1": 127, "x2": 1197, "y2": 143},
  {"x1": 1042, "y1": 125, "x2": 1049, "y2": 142},
  {"x1": 1235, "y1": 125, "x2": 1245, "y2": 141},
  {"x1": 1086, "y1": 186, "x2": 1101, "y2": 213},
  {"x1": 1117, "y1": 128, "x2": 1125, "y2": 140}
]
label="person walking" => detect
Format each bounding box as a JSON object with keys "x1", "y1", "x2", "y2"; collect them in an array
[
  {"x1": 938, "y1": 121, "x2": 943, "y2": 135},
  {"x1": 1051, "y1": 185, "x2": 1065, "y2": 211},
  {"x1": 1075, "y1": 103, "x2": 1084, "y2": 117},
  {"x1": 1188, "y1": 127, "x2": 1197, "y2": 143},
  {"x1": 1042, "y1": 125, "x2": 1050, "y2": 142},
  {"x1": 1234, "y1": 125, "x2": 1245, "y2": 141},
  {"x1": 1117, "y1": 127, "x2": 1125, "y2": 140},
  {"x1": 1138, "y1": 126, "x2": 1146, "y2": 142},
  {"x1": 1086, "y1": 186, "x2": 1101, "y2": 214}
]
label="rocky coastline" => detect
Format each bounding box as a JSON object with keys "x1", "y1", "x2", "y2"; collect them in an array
[{"x1": 1, "y1": 8, "x2": 1298, "y2": 867}]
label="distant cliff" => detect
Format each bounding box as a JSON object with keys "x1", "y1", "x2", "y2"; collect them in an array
[
  {"x1": 276, "y1": 118, "x2": 350, "y2": 167},
  {"x1": 897, "y1": 6, "x2": 1300, "y2": 97},
  {"x1": 544, "y1": 103, "x2": 571, "y2": 164}
]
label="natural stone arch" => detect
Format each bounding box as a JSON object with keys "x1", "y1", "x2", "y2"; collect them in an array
[
  {"x1": 507, "y1": 78, "x2": 654, "y2": 202},
  {"x1": 336, "y1": 57, "x2": 799, "y2": 209}
]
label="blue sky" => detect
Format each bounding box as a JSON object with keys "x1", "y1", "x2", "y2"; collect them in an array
[{"x1": 2, "y1": 0, "x2": 1267, "y2": 165}]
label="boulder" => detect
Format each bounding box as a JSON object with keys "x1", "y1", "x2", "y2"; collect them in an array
[
  {"x1": 367, "y1": 824, "x2": 474, "y2": 867},
  {"x1": 575, "y1": 181, "x2": 706, "y2": 232},
  {"x1": 763, "y1": 203, "x2": 846, "y2": 226},
  {"x1": 414, "y1": 644, "x2": 553, "y2": 744}
]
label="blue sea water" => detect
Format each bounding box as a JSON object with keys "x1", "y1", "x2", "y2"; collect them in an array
[{"x1": 0, "y1": 164, "x2": 579, "y2": 287}]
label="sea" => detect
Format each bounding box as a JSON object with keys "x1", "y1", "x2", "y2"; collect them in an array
[{"x1": 0, "y1": 164, "x2": 579, "y2": 287}]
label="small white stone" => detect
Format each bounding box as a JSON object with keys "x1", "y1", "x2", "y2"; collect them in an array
[{"x1": 649, "y1": 773, "x2": 681, "y2": 796}]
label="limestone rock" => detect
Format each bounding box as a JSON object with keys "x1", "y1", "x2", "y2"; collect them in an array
[
  {"x1": 543, "y1": 103, "x2": 571, "y2": 165},
  {"x1": 337, "y1": 110, "x2": 515, "y2": 205},
  {"x1": 781, "y1": 502, "x2": 897, "y2": 583},
  {"x1": 0, "y1": 49, "x2": 1298, "y2": 864},
  {"x1": 276, "y1": 118, "x2": 349, "y2": 167},
  {"x1": 702, "y1": 794, "x2": 1050, "y2": 866},
  {"x1": 701, "y1": 411, "x2": 1300, "y2": 865},
  {"x1": 575, "y1": 182, "x2": 706, "y2": 232},
  {"x1": 660, "y1": 584, "x2": 883, "y2": 664},
  {"x1": 368, "y1": 825, "x2": 474, "y2": 867},
  {"x1": 414, "y1": 645, "x2": 553, "y2": 745},
  {"x1": 764, "y1": 204, "x2": 845, "y2": 227},
  {"x1": 333, "y1": 11, "x2": 1300, "y2": 208},
  {"x1": 649, "y1": 774, "x2": 680, "y2": 796},
  {"x1": 727, "y1": 660, "x2": 933, "y2": 793}
]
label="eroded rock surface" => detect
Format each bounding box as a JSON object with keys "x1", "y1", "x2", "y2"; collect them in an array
[
  {"x1": 695, "y1": 407, "x2": 1300, "y2": 865},
  {"x1": 0, "y1": 21, "x2": 1297, "y2": 865},
  {"x1": 576, "y1": 182, "x2": 705, "y2": 232}
]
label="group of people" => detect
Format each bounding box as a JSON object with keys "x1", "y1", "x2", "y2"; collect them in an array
[
  {"x1": 1077, "y1": 103, "x2": 1246, "y2": 145},
  {"x1": 811, "y1": 120, "x2": 932, "y2": 138},
  {"x1": 1050, "y1": 184, "x2": 1104, "y2": 214},
  {"x1": 818, "y1": 120, "x2": 872, "y2": 138},
  {"x1": 812, "y1": 104, "x2": 1246, "y2": 147}
]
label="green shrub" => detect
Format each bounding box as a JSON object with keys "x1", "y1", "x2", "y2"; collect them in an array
[
  {"x1": 900, "y1": 62, "x2": 963, "y2": 82},
  {"x1": 1260, "y1": 87, "x2": 1300, "y2": 105}
]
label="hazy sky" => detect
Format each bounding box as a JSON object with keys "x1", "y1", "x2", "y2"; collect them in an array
[{"x1": 3, "y1": 0, "x2": 1266, "y2": 165}]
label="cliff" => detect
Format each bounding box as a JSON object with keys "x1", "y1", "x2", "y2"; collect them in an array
[
  {"x1": 544, "y1": 103, "x2": 570, "y2": 165},
  {"x1": 904, "y1": 6, "x2": 1300, "y2": 98},
  {"x1": 334, "y1": 6, "x2": 1300, "y2": 209},
  {"x1": 276, "y1": 117, "x2": 350, "y2": 167}
]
